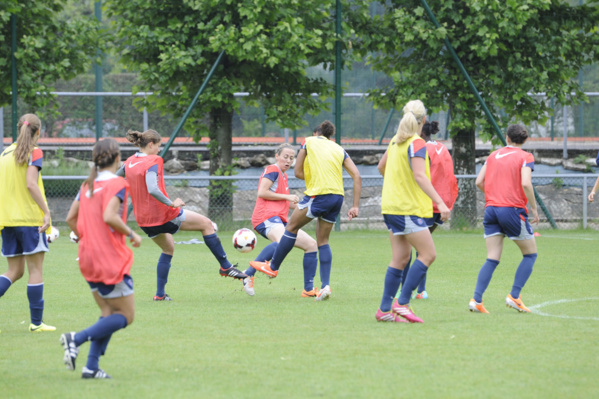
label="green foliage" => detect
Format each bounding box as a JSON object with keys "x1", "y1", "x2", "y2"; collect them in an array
[
  {"x1": 573, "y1": 154, "x2": 587, "y2": 164},
  {"x1": 552, "y1": 171, "x2": 564, "y2": 189},
  {"x1": 0, "y1": 0, "x2": 102, "y2": 114},
  {"x1": 103, "y1": 0, "x2": 360, "y2": 140},
  {"x1": 357, "y1": 0, "x2": 599, "y2": 142}
]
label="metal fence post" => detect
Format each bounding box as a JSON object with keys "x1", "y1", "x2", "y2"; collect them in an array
[
  {"x1": 563, "y1": 105, "x2": 568, "y2": 159},
  {"x1": 583, "y1": 175, "x2": 588, "y2": 229},
  {"x1": 143, "y1": 107, "x2": 148, "y2": 131}
]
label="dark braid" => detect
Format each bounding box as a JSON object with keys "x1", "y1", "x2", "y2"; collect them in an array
[{"x1": 84, "y1": 138, "x2": 121, "y2": 198}]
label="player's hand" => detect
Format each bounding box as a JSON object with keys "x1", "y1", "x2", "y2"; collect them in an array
[
  {"x1": 438, "y1": 203, "x2": 451, "y2": 222},
  {"x1": 130, "y1": 231, "x2": 142, "y2": 247},
  {"x1": 589, "y1": 192, "x2": 595, "y2": 202},
  {"x1": 172, "y1": 198, "x2": 185, "y2": 208},
  {"x1": 40, "y1": 213, "x2": 51, "y2": 233},
  {"x1": 288, "y1": 195, "x2": 299, "y2": 204},
  {"x1": 347, "y1": 206, "x2": 359, "y2": 221},
  {"x1": 530, "y1": 208, "x2": 540, "y2": 225}
]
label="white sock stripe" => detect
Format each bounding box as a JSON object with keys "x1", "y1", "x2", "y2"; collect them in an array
[
  {"x1": 27, "y1": 282, "x2": 44, "y2": 287},
  {"x1": 0, "y1": 275, "x2": 13, "y2": 284}
]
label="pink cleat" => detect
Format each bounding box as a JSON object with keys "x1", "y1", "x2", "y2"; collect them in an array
[
  {"x1": 376, "y1": 309, "x2": 408, "y2": 323},
  {"x1": 391, "y1": 299, "x2": 424, "y2": 323}
]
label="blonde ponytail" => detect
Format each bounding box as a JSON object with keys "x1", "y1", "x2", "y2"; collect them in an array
[
  {"x1": 14, "y1": 114, "x2": 42, "y2": 165},
  {"x1": 394, "y1": 100, "x2": 427, "y2": 144}
]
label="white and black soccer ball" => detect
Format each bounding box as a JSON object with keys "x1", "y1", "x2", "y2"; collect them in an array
[
  {"x1": 232, "y1": 228, "x2": 257, "y2": 253},
  {"x1": 47, "y1": 226, "x2": 59, "y2": 243},
  {"x1": 69, "y1": 231, "x2": 79, "y2": 244}
]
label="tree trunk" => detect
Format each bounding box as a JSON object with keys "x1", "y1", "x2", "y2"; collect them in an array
[
  {"x1": 451, "y1": 127, "x2": 478, "y2": 228},
  {"x1": 208, "y1": 106, "x2": 234, "y2": 228}
]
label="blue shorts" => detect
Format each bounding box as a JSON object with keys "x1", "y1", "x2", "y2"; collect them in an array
[
  {"x1": 383, "y1": 214, "x2": 429, "y2": 235},
  {"x1": 254, "y1": 216, "x2": 286, "y2": 239},
  {"x1": 423, "y1": 213, "x2": 443, "y2": 228},
  {"x1": 483, "y1": 206, "x2": 533, "y2": 240},
  {"x1": 297, "y1": 194, "x2": 344, "y2": 224},
  {"x1": 140, "y1": 209, "x2": 186, "y2": 238},
  {"x1": 88, "y1": 274, "x2": 134, "y2": 299},
  {"x1": 1, "y1": 226, "x2": 49, "y2": 257}
]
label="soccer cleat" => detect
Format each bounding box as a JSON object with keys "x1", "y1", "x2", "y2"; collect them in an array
[
  {"x1": 248, "y1": 261, "x2": 278, "y2": 278},
  {"x1": 505, "y1": 294, "x2": 531, "y2": 313},
  {"x1": 413, "y1": 291, "x2": 429, "y2": 300},
  {"x1": 82, "y1": 367, "x2": 112, "y2": 379},
  {"x1": 243, "y1": 277, "x2": 255, "y2": 296},
  {"x1": 59, "y1": 332, "x2": 79, "y2": 371},
  {"x1": 468, "y1": 299, "x2": 489, "y2": 314},
  {"x1": 29, "y1": 322, "x2": 56, "y2": 333},
  {"x1": 301, "y1": 287, "x2": 319, "y2": 297},
  {"x1": 314, "y1": 285, "x2": 331, "y2": 302},
  {"x1": 391, "y1": 299, "x2": 424, "y2": 323},
  {"x1": 376, "y1": 309, "x2": 408, "y2": 323},
  {"x1": 153, "y1": 294, "x2": 173, "y2": 301},
  {"x1": 219, "y1": 264, "x2": 248, "y2": 280}
]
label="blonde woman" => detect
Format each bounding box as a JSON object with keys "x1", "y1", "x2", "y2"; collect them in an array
[{"x1": 375, "y1": 100, "x2": 450, "y2": 323}]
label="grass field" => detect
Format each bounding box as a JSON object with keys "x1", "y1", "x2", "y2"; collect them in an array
[{"x1": 1, "y1": 228, "x2": 598, "y2": 398}]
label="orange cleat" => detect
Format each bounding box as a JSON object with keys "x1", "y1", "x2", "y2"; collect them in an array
[
  {"x1": 469, "y1": 299, "x2": 489, "y2": 313},
  {"x1": 505, "y1": 294, "x2": 530, "y2": 313},
  {"x1": 248, "y1": 260, "x2": 278, "y2": 278}
]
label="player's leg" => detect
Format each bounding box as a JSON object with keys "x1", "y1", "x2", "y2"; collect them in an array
[
  {"x1": 0, "y1": 256, "x2": 25, "y2": 298},
  {"x1": 180, "y1": 210, "x2": 246, "y2": 279},
  {"x1": 151, "y1": 233, "x2": 175, "y2": 300},
  {"x1": 269, "y1": 206, "x2": 312, "y2": 271},
  {"x1": 295, "y1": 229, "x2": 318, "y2": 296},
  {"x1": 396, "y1": 228, "x2": 435, "y2": 306},
  {"x1": 25, "y1": 252, "x2": 55, "y2": 332},
  {"x1": 506, "y1": 213, "x2": 537, "y2": 312},
  {"x1": 314, "y1": 218, "x2": 335, "y2": 301}
]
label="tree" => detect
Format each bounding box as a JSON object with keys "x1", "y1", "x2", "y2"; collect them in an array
[
  {"x1": 356, "y1": 0, "x2": 599, "y2": 226},
  {"x1": 104, "y1": 0, "x2": 357, "y2": 223},
  {"x1": 0, "y1": 0, "x2": 101, "y2": 118}
]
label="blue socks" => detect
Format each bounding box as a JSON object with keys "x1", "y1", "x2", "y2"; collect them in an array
[
  {"x1": 398, "y1": 260, "x2": 428, "y2": 305},
  {"x1": 303, "y1": 252, "x2": 318, "y2": 291},
  {"x1": 27, "y1": 283, "x2": 44, "y2": 325},
  {"x1": 473, "y1": 259, "x2": 500, "y2": 303},
  {"x1": 156, "y1": 253, "x2": 172, "y2": 297},
  {"x1": 318, "y1": 244, "x2": 332, "y2": 288},
  {"x1": 245, "y1": 242, "x2": 278, "y2": 277},
  {"x1": 74, "y1": 313, "x2": 128, "y2": 346},
  {"x1": 270, "y1": 230, "x2": 297, "y2": 271},
  {"x1": 85, "y1": 316, "x2": 114, "y2": 371},
  {"x1": 510, "y1": 254, "x2": 537, "y2": 299},
  {"x1": 0, "y1": 275, "x2": 12, "y2": 297},
  {"x1": 203, "y1": 233, "x2": 232, "y2": 270},
  {"x1": 380, "y1": 267, "x2": 403, "y2": 312}
]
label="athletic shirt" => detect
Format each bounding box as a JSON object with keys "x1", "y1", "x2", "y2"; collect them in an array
[
  {"x1": 381, "y1": 134, "x2": 432, "y2": 218},
  {"x1": 484, "y1": 146, "x2": 535, "y2": 211},
  {"x1": 0, "y1": 144, "x2": 48, "y2": 228},
  {"x1": 301, "y1": 136, "x2": 347, "y2": 196},
  {"x1": 77, "y1": 172, "x2": 133, "y2": 284},
  {"x1": 122, "y1": 153, "x2": 179, "y2": 227},
  {"x1": 251, "y1": 164, "x2": 290, "y2": 228},
  {"x1": 426, "y1": 141, "x2": 459, "y2": 212}
]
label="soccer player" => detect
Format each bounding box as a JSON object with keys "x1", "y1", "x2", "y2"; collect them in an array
[
  {"x1": 375, "y1": 100, "x2": 450, "y2": 323},
  {"x1": 61, "y1": 138, "x2": 141, "y2": 379},
  {"x1": 588, "y1": 151, "x2": 599, "y2": 203},
  {"x1": 242, "y1": 143, "x2": 319, "y2": 297},
  {"x1": 469, "y1": 124, "x2": 539, "y2": 314},
  {"x1": 0, "y1": 114, "x2": 55, "y2": 333},
  {"x1": 250, "y1": 121, "x2": 361, "y2": 301},
  {"x1": 118, "y1": 129, "x2": 246, "y2": 301},
  {"x1": 395, "y1": 121, "x2": 458, "y2": 300}
]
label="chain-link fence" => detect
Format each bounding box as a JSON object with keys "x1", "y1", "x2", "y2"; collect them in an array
[
  {"x1": 44, "y1": 174, "x2": 599, "y2": 231},
  {"x1": 2, "y1": 92, "x2": 598, "y2": 147}
]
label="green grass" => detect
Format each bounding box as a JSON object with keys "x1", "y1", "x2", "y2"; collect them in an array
[{"x1": 1, "y1": 228, "x2": 598, "y2": 398}]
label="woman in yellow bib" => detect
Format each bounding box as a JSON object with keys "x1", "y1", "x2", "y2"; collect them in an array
[
  {"x1": 0, "y1": 114, "x2": 54, "y2": 332},
  {"x1": 251, "y1": 121, "x2": 361, "y2": 301},
  {"x1": 375, "y1": 101, "x2": 450, "y2": 323}
]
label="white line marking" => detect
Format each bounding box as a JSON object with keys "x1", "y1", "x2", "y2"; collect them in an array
[{"x1": 528, "y1": 297, "x2": 599, "y2": 321}]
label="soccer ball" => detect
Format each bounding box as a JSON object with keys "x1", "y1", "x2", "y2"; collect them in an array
[
  {"x1": 232, "y1": 228, "x2": 257, "y2": 253},
  {"x1": 47, "y1": 226, "x2": 59, "y2": 243},
  {"x1": 69, "y1": 231, "x2": 79, "y2": 243}
]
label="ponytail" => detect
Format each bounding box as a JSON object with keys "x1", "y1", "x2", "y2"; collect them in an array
[
  {"x1": 394, "y1": 100, "x2": 427, "y2": 144},
  {"x1": 14, "y1": 114, "x2": 42, "y2": 165},
  {"x1": 85, "y1": 138, "x2": 121, "y2": 198}
]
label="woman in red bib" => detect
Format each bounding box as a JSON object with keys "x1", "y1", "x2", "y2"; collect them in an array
[{"x1": 119, "y1": 129, "x2": 246, "y2": 301}]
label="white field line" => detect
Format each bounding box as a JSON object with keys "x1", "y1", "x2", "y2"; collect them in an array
[{"x1": 528, "y1": 297, "x2": 599, "y2": 321}]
